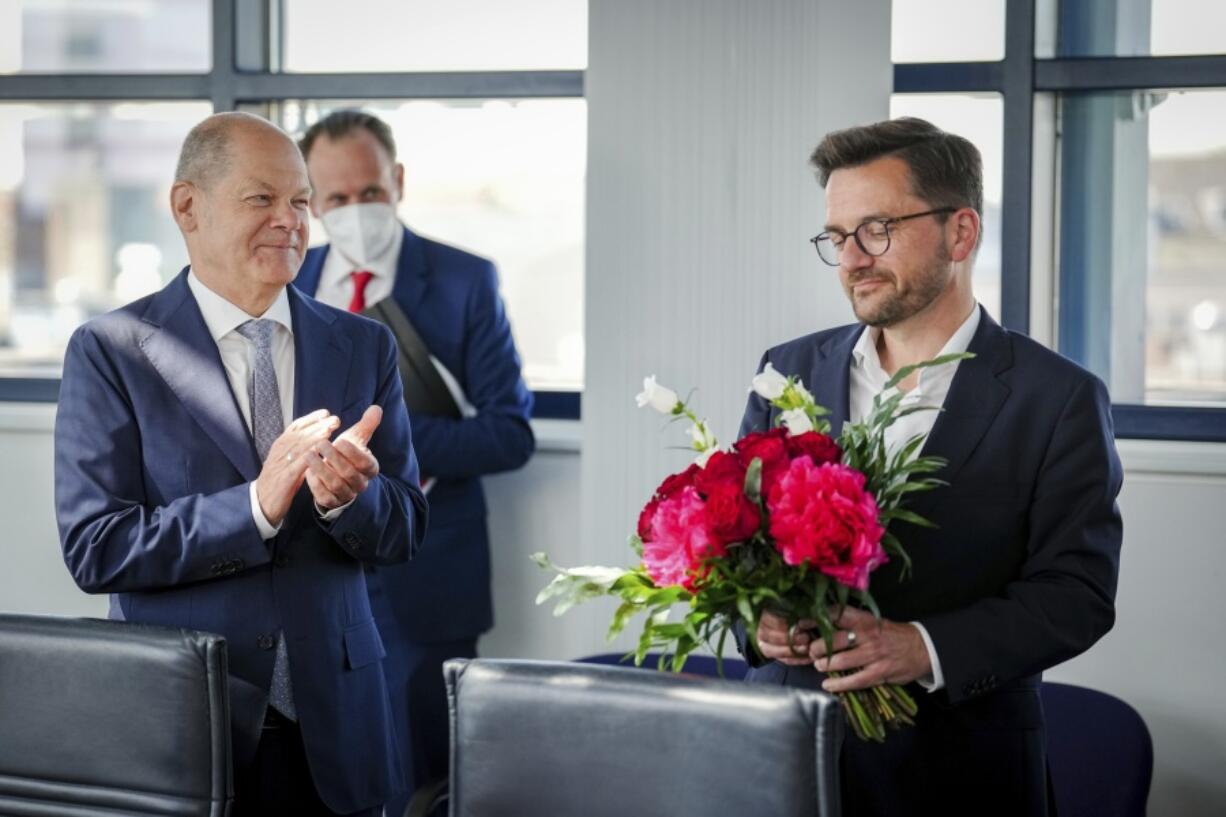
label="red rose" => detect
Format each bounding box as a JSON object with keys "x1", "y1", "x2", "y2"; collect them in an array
[
  {"x1": 734, "y1": 428, "x2": 790, "y2": 496},
  {"x1": 703, "y1": 481, "x2": 761, "y2": 542},
  {"x1": 785, "y1": 431, "x2": 841, "y2": 466},
  {"x1": 655, "y1": 463, "x2": 700, "y2": 499},
  {"x1": 693, "y1": 450, "x2": 746, "y2": 496},
  {"x1": 637, "y1": 497, "x2": 661, "y2": 541},
  {"x1": 766, "y1": 458, "x2": 887, "y2": 591}
]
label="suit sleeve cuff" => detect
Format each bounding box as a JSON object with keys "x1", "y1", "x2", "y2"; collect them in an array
[
  {"x1": 315, "y1": 497, "x2": 355, "y2": 522},
  {"x1": 249, "y1": 481, "x2": 281, "y2": 541},
  {"x1": 909, "y1": 621, "x2": 945, "y2": 692}
]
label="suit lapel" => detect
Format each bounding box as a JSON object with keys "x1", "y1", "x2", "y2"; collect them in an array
[
  {"x1": 294, "y1": 244, "x2": 327, "y2": 296},
  {"x1": 139, "y1": 270, "x2": 261, "y2": 481},
  {"x1": 389, "y1": 227, "x2": 430, "y2": 317},
  {"x1": 811, "y1": 327, "x2": 862, "y2": 436},
  {"x1": 918, "y1": 308, "x2": 1013, "y2": 486},
  {"x1": 290, "y1": 286, "x2": 351, "y2": 419}
]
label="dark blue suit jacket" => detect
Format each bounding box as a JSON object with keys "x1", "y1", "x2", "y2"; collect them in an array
[
  {"x1": 296, "y1": 227, "x2": 534, "y2": 643},
  {"x1": 739, "y1": 308, "x2": 1123, "y2": 816},
  {"x1": 54, "y1": 270, "x2": 429, "y2": 814}
]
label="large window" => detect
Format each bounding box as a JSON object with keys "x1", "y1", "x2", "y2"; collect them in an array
[
  {"x1": 0, "y1": 102, "x2": 210, "y2": 377},
  {"x1": 281, "y1": 0, "x2": 586, "y2": 73},
  {"x1": 1, "y1": 0, "x2": 211, "y2": 74},
  {"x1": 1058, "y1": 88, "x2": 1226, "y2": 407},
  {"x1": 894, "y1": 0, "x2": 1226, "y2": 440},
  {"x1": 0, "y1": 0, "x2": 585, "y2": 412},
  {"x1": 889, "y1": 92, "x2": 1004, "y2": 322},
  {"x1": 284, "y1": 98, "x2": 586, "y2": 390}
]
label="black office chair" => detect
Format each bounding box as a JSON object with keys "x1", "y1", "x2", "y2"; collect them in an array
[
  {"x1": 1042, "y1": 681, "x2": 1153, "y2": 817},
  {"x1": 0, "y1": 613, "x2": 232, "y2": 816},
  {"x1": 577, "y1": 650, "x2": 750, "y2": 680},
  {"x1": 438, "y1": 657, "x2": 842, "y2": 817}
]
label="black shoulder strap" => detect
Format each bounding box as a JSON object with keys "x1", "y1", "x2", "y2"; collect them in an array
[{"x1": 363, "y1": 298, "x2": 462, "y2": 419}]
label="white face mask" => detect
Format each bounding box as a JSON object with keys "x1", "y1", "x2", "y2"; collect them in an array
[{"x1": 319, "y1": 202, "x2": 400, "y2": 268}]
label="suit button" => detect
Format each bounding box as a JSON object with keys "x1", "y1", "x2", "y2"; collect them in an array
[
  {"x1": 274, "y1": 553, "x2": 290, "y2": 568},
  {"x1": 256, "y1": 634, "x2": 275, "y2": 650}
]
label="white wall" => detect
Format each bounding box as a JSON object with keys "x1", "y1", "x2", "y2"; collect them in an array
[{"x1": 580, "y1": 0, "x2": 890, "y2": 653}]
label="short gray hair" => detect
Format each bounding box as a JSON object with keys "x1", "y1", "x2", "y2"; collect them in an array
[{"x1": 174, "y1": 111, "x2": 279, "y2": 189}]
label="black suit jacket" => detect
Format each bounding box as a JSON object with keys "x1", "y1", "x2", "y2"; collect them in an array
[{"x1": 738, "y1": 308, "x2": 1123, "y2": 817}]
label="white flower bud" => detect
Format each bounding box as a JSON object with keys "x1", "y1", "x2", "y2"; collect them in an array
[
  {"x1": 780, "y1": 408, "x2": 814, "y2": 435},
  {"x1": 750, "y1": 362, "x2": 788, "y2": 401},
  {"x1": 689, "y1": 419, "x2": 717, "y2": 451},
  {"x1": 635, "y1": 375, "x2": 681, "y2": 414}
]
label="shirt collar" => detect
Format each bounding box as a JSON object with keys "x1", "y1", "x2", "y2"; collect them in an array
[
  {"x1": 319, "y1": 222, "x2": 405, "y2": 292},
  {"x1": 186, "y1": 269, "x2": 294, "y2": 342},
  {"x1": 851, "y1": 303, "x2": 982, "y2": 375}
]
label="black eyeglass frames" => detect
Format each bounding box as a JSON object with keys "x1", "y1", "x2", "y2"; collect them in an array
[{"x1": 809, "y1": 207, "x2": 958, "y2": 266}]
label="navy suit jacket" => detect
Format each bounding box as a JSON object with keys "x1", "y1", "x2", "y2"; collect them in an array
[
  {"x1": 738, "y1": 308, "x2": 1123, "y2": 815},
  {"x1": 296, "y1": 227, "x2": 534, "y2": 642},
  {"x1": 54, "y1": 270, "x2": 429, "y2": 814}
]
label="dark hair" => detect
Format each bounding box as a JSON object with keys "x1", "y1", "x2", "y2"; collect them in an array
[
  {"x1": 298, "y1": 109, "x2": 398, "y2": 162},
  {"x1": 810, "y1": 117, "x2": 982, "y2": 218}
]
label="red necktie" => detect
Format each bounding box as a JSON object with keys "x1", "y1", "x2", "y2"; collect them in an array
[{"x1": 348, "y1": 270, "x2": 374, "y2": 313}]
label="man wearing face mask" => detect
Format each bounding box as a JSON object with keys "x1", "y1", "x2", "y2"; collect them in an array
[{"x1": 295, "y1": 109, "x2": 535, "y2": 814}]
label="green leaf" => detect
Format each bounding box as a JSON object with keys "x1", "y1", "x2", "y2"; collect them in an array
[
  {"x1": 885, "y1": 508, "x2": 939, "y2": 529},
  {"x1": 882, "y1": 352, "x2": 975, "y2": 391},
  {"x1": 744, "y1": 457, "x2": 763, "y2": 505},
  {"x1": 608, "y1": 600, "x2": 640, "y2": 638},
  {"x1": 856, "y1": 589, "x2": 881, "y2": 621}
]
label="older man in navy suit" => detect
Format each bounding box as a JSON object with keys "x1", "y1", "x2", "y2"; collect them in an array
[
  {"x1": 739, "y1": 118, "x2": 1123, "y2": 817},
  {"x1": 55, "y1": 112, "x2": 428, "y2": 816},
  {"x1": 295, "y1": 109, "x2": 534, "y2": 814}
]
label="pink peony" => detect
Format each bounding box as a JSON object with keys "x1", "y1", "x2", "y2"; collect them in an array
[
  {"x1": 643, "y1": 486, "x2": 727, "y2": 590},
  {"x1": 766, "y1": 459, "x2": 887, "y2": 591}
]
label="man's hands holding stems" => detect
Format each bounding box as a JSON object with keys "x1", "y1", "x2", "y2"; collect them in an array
[
  {"x1": 256, "y1": 406, "x2": 384, "y2": 525},
  {"x1": 755, "y1": 607, "x2": 932, "y2": 693}
]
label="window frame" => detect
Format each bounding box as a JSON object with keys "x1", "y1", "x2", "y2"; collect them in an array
[
  {"x1": 0, "y1": 0, "x2": 584, "y2": 418},
  {"x1": 894, "y1": 0, "x2": 1226, "y2": 442},
  {"x1": 5, "y1": 1, "x2": 1226, "y2": 437}
]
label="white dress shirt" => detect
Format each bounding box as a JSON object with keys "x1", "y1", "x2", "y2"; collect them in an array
[
  {"x1": 188, "y1": 271, "x2": 293, "y2": 540},
  {"x1": 188, "y1": 271, "x2": 347, "y2": 538},
  {"x1": 847, "y1": 304, "x2": 982, "y2": 692},
  {"x1": 313, "y1": 226, "x2": 403, "y2": 312}
]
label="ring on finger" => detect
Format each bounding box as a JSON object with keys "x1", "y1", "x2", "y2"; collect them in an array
[{"x1": 846, "y1": 630, "x2": 858, "y2": 646}]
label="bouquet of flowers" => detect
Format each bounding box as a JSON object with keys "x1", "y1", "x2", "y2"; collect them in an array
[{"x1": 534, "y1": 353, "x2": 969, "y2": 741}]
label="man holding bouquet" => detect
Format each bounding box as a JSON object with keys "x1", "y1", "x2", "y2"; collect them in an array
[{"x1": 740, "y1": 117, "x2": 1123, "y2": 817}]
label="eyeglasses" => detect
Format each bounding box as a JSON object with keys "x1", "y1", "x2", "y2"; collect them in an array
[{"x1": 809, "y1": 207, "x2": 957, "y2": 267}]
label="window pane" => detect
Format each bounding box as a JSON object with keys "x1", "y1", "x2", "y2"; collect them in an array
[
  {"x1": 1057, "y1": 88, "x2": 1226, "y2": 407},
  {"x1": 0, "y1": 0, "x2": 211, "y2": 74},
  {"x1": 0, "y1": 102, "x2": 211, "y2": 376},
  {"x1": 889, "y1": 93, "x2": 1003, "y2": 322},
  {"x1": 281, "y1": 0, "x2": 587, "y2": 72},
  {"x1": 282, "y1": 99, "x2": 586, "y2": 391},
  {"x1": 1056, "y1": 0, "x2": 1226, "y2": 57},
  {"x1": 891, "y1": 0, "x2": 1004, "y2": 63}
]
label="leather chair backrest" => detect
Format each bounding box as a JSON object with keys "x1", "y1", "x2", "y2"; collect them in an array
[
  {"x1": 0, "y1": 614, "x2": 231, "y2": 816},
  {"x1": 444, "y1": 658, "x2": 842, "y2": 817}
]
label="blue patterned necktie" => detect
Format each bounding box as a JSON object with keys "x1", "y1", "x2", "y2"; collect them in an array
[{"x1": 236, "y1": 319, "x2": 297, "y2": 721}]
